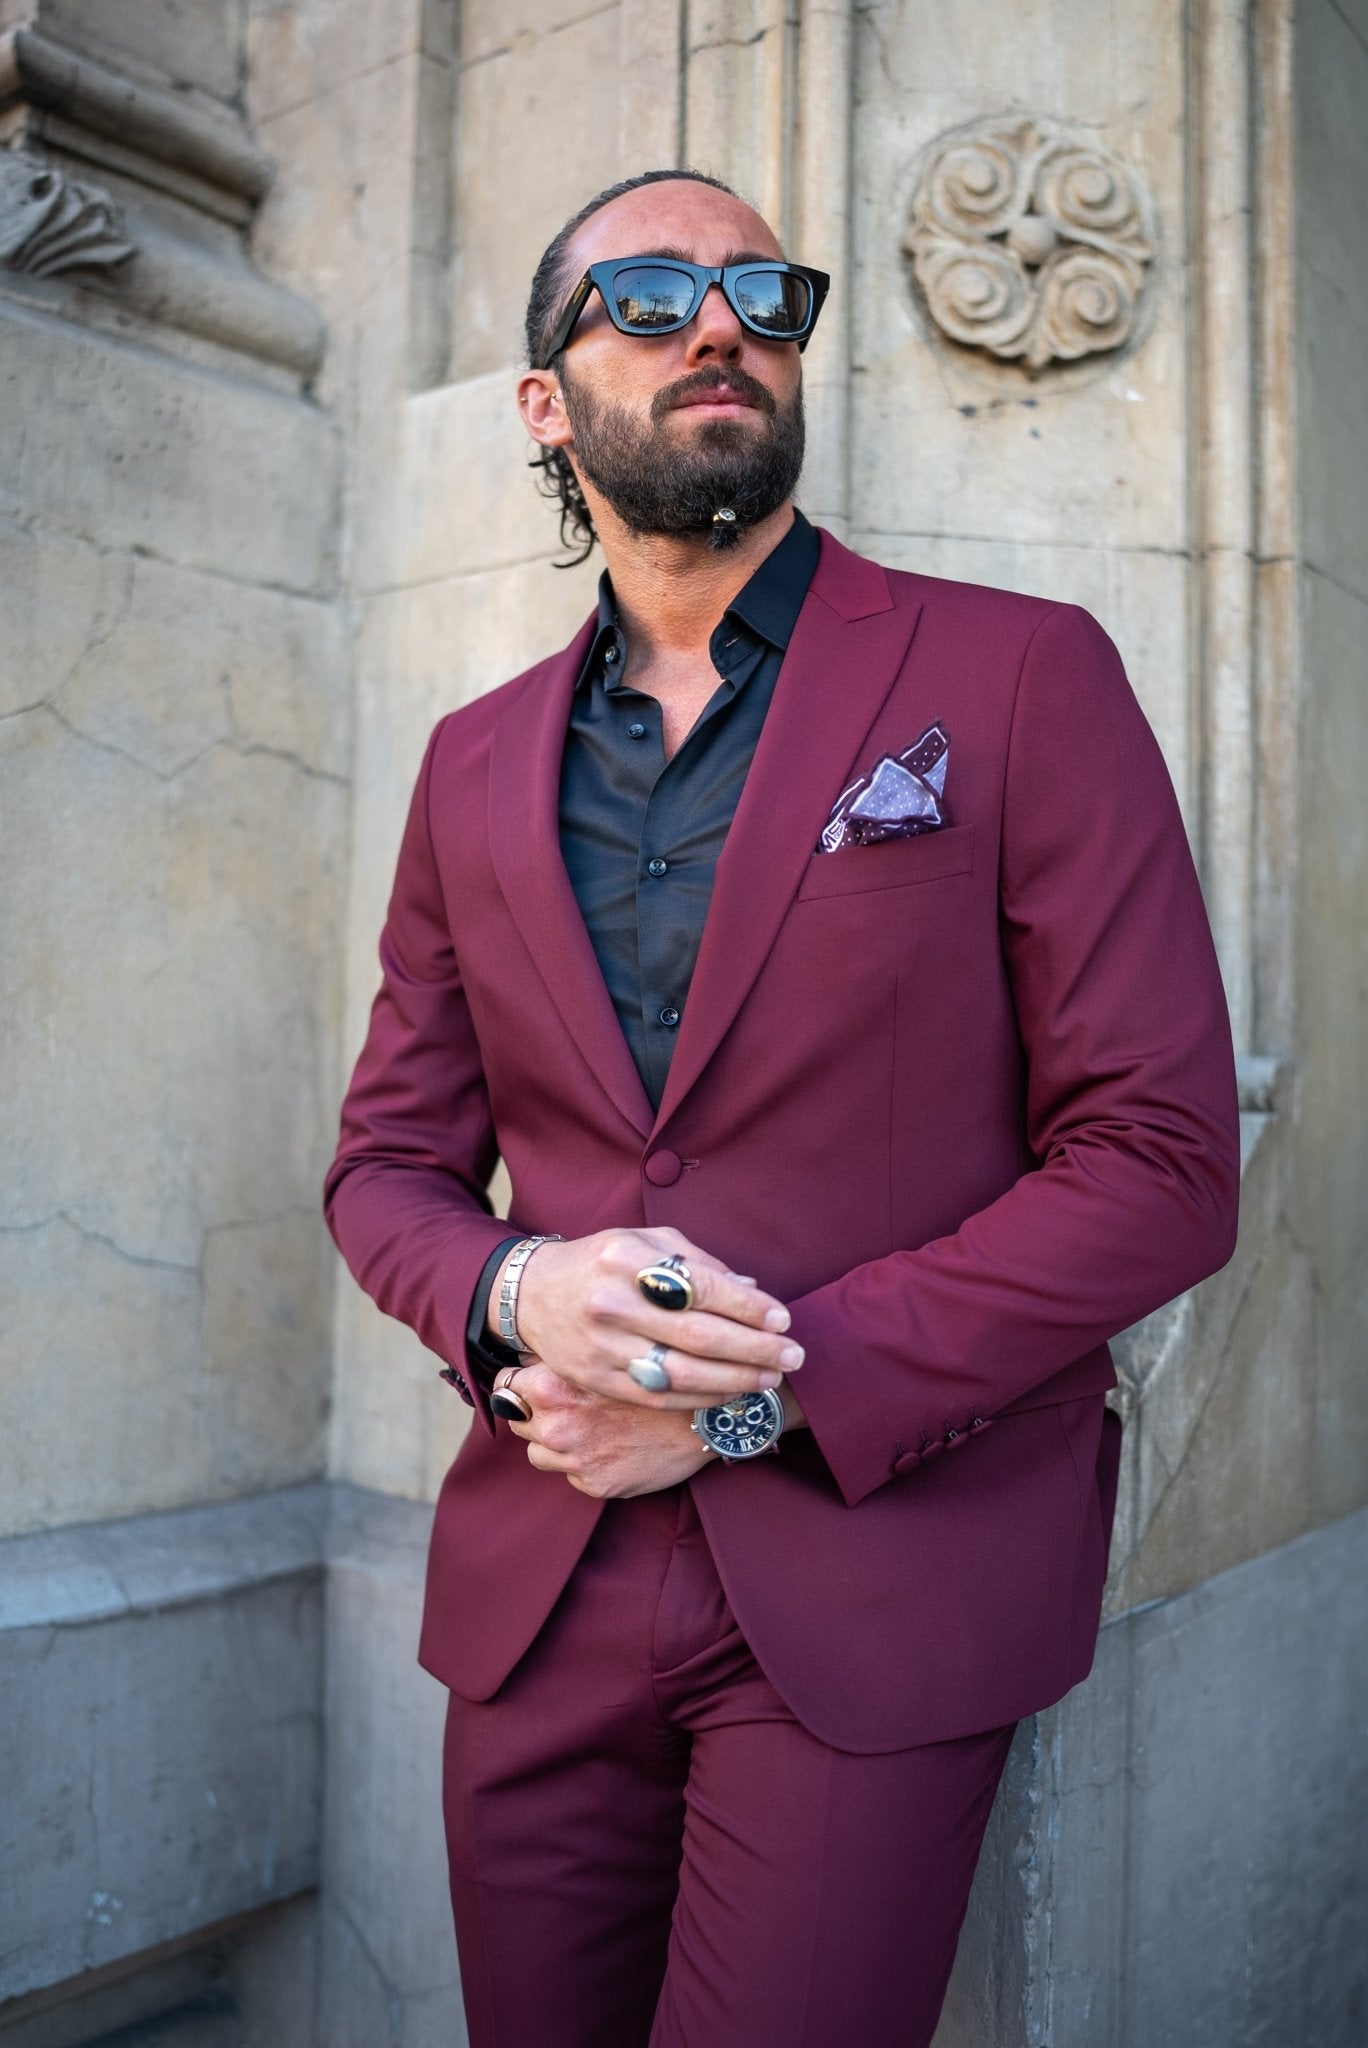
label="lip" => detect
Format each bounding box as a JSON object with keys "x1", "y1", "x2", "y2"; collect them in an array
[{"x1": 671, "y1": 388, "x2": 759, "y2": 414}]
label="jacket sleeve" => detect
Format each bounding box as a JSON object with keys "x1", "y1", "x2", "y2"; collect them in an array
[
  {"x1": 786, "y1": 602, "x2": 1241, "y2": 1507},
  {"x1": 323, "y1": 717, "x2": 518, "y2": 1435}
]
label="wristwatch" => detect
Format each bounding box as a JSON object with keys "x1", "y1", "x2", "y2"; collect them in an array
[{"x1": 692, "y1": 1388, "x2": 786, "y2": 1461}]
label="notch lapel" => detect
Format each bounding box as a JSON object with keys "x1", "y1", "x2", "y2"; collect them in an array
[
  {"x1": 488, "y1": 619, "x2": 655, "y2": 1140},
  {"x1": 653, "y1": 533, "x2": 924, "y2": 1132}
]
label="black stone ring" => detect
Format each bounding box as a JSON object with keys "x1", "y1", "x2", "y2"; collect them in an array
[{"x1": 635, "y1": 1255, "x2": 694, "y2": 1313}]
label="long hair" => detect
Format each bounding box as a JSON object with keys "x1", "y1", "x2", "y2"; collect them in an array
[{"x1": 524, "y1": 169, "x2": 740, "y2": 566}]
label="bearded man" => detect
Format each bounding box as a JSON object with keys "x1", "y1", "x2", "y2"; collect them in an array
[{"x1": 325, "y1": 167, "x2": 1239, "y2": 2048}]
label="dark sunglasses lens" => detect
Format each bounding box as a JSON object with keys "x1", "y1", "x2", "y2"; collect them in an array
[
  {"x1": 734, "y1": 269, "x2": 811, "y2": 334},
  {"x1": 610, "y1": 266, "x2": 696, "y2": 329}
]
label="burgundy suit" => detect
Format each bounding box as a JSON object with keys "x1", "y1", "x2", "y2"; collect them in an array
[{"x1": 325, "y1": 529, "x2": 1239, "y2": 2040}]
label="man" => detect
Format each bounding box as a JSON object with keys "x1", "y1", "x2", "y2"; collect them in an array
[{"x1": 325, "y1": 168, "x2": 1240, "y2": 2047}]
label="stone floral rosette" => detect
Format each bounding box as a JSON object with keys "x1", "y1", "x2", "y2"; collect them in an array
[{"x1": 903, "y1": 116, "x2": 1155, "y2": 369}]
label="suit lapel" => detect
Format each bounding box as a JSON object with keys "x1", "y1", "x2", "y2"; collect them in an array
[
  {"x1": 653, "y1": 532, "x2": 924, "y2": 1131},
  {"x1": 488, "y1": 618, "x2": 655, "y2": 1139}
]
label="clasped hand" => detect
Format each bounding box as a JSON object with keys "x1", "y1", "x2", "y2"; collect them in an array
[{"x1": 492, "y1": 1228, "x2": 803, "y2": 1499}]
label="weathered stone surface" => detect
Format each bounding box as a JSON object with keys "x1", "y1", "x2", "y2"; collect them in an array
[
  {"x1": 447, "y1": 2, "x2": 623, "y2": 381},
  {"x1": 0, "y1": 532, "x2": 346, "y2": 1539},
  {"x1": 0, "y1": 303, "x2": 339, "y2": 591},
  {"x1": 1296, "y1": 0, "x2": 1368, "y2": 605},
  {"x1": 316, "y1": 1486, "x2": 464, "y2": 2047},
  {"x1": 935, "y1": 1504, "x2": 1368, "y2": 2044},
  {"x1": 34, "y1": 0, "x2": 249, "y2": 103},
  {"x1": 0, "y1": 1491, "x2": 325, "y2": 2003},
  {"x1": 850, "y1": 2, "x2": 1187, "y2": 554}
]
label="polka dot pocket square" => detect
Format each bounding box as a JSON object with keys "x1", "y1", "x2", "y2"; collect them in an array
[{"x1": 816, "y1": 723, "x2": 949, "y2": 852}]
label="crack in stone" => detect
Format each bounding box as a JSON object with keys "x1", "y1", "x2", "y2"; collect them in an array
[
  {"x1": 9, "y1": 699, "x2": 347, "y2": 786},
  {"x1": 0, "y1": 1211, "x2": 202, "y2": 1276},
  {"x1": 0, "y1": 555, "x2": 135, "y2": 725},
  {"x1": 334, "y1": 1898, "x2": 407, "y2": 2046},
  {"x1": 689, "y1": 26, "x2": 774, "y2": 57},
  {"x1": 2, "y1": 1205, "x2": 322, "y2": 1278},
  {"x1": 228, "y1": 741, "x2": 348, "y2": 787}
]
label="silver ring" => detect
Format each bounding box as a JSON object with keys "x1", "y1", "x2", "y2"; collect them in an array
[{"x1": 627, "y1": 1341, "x2": 671, "y2": 1393}]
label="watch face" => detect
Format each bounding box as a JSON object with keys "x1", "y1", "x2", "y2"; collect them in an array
[{"x1": 697, "y1": 1389, "x2": 783, "y2": 1459}]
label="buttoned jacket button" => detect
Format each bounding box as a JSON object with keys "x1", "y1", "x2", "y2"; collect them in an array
[
  {"x1": 893, "y1": 1448, "x2": 921, "y2": 1476},
  {"x1": 644, "y1": 1149, "x2": 682, "y2": 1187}
]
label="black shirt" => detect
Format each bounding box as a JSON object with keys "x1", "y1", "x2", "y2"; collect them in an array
[
  {"x1": 466, "y1": 509, "x2": 821, "y2": 1369},
  {"x1": 561, "y1": 508, "x2": 820, "y2": 1109}
]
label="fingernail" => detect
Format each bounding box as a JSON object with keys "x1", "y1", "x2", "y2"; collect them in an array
[
  {"x1": 779, "y1": 1344, "x2": 804, "y2": 1369},
  {"x1": 764, "y1": 1307, "x2": 791, "y2": 1332},
  {"x1": 759, "y1": 1371, "x2": 782, "y2": 1389}
]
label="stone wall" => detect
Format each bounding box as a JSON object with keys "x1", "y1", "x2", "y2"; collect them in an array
[
  {"x1": 0, "y1": 0, "x2": 346, "y2": 2034},
  {"x1": 3, "y1": 1, "x2": 1364, "y2": 2042}
]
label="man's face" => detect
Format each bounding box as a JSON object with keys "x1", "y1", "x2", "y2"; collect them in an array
[{"x1": 540, "y1": 182, "x2": 807, "y2": 545}]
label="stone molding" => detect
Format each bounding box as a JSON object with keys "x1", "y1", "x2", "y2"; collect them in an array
[
  {"x1": 0, "y1": 144, "x2": 133, "y2": 275},
  {"x1": 0, "y1": 22, "x2": 323, "y2": 380},
  {"x1": 0, "y1": 27, "x2": 271, "y2": 222},
  {"x1": 903, "y1": 114, "x2": 1155, "y2": 369}
]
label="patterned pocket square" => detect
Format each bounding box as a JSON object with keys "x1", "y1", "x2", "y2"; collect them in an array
[{"x1": 817, "y1": 723, "x2": 949, "y2": 852}]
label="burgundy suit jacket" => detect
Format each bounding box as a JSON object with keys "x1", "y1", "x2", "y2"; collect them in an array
[{"x1": 325, "y1": 529, "x2": 1240, "y2": 1753}]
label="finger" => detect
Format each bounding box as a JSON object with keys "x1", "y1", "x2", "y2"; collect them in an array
[
  {"x1": 525, "y1": 1440, "x2": 574, "y2": 1474},
  {"x1": 591, "y1": 1270, "x2": 792, "y2": 1344},
  {"x1": 604, "y1": 1300, "x2": 802, "y2": 1374},
  {"x1": 608, "y1": 1235, "x2": 786, "y2": 1328},
  {"x1": 598, "y1": 1343, "x2": 791, "y2": 1409}
]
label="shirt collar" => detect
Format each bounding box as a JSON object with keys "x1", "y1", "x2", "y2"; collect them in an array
[{"x1": 576, "y1": 508, "x2": 820, "y2": 691}]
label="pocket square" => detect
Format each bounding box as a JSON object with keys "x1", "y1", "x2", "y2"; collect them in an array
[{"x1": 817, "y1": 723, "x2": 949, "y2": 852}]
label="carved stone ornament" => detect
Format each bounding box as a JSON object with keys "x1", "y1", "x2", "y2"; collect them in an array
[
  {"x1": 0, "y1": 148, "x2": 136, "y2": 279},
  {"x1": 903, "y1": 117, "x2": 1154, "y2": 369}
]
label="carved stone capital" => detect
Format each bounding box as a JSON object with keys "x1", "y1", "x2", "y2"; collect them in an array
[
  {"x1": 0, "y1": 146, "x2": 134, "y2": 277},
  {"x1": 903, "y1": 116, "x2": 1156, "y2": 370}
]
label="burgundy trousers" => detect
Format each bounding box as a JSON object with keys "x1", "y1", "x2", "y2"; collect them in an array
[{"x1": 442, "y1": 1484, "x2": 1015, "y2": 2048}]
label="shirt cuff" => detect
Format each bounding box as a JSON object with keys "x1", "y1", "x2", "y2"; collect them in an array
[{"x1": 464, "y1": 1234, "x2": 525, "y2": 1387}]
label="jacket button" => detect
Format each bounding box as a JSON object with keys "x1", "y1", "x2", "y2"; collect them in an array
[
  {"x1": 644, "y1": 1148, "x2": 682, "y2": 1187},
  {"x1": 893, "y1": 1448, "x2": 921, "y2": 1475}
]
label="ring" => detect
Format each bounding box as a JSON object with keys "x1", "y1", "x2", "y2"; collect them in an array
[
  {"x1": 490, "y1": 1366, "x2": 532, "y2": 1423},
  {"x1": 635, "y1": 1253, "x2": 694, "y2": 1314},
  {"x1": 627, "y1": 1342, "x2": 672, "y2": 1393}
]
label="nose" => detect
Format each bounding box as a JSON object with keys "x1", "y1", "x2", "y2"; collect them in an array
[{"x1": 682, "y1": 280, "x2": 746, "y2": 363}]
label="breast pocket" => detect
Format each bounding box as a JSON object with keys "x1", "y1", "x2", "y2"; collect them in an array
[{"x1": 796, "y1": 824, "x2": 976, "y2": 900}]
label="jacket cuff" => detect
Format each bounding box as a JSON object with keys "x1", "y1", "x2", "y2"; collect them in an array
[
  {"x1": 785, "y1": 1291, "x2": 995, "y2": 1509},
  {"x1": 437, "y1": 1230, "x2": 524, "y2": 1434}
]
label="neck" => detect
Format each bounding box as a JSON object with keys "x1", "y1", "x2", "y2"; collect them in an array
[{"x1": 593, "y1": 501, "x2": 796, "y2": 662}]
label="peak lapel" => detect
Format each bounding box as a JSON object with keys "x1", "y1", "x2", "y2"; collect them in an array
[
  {"x1": 488, "y1": 620, "x2": 654, "y2": 1140},
  {"x1": 653, "y1": 533, "x2": 924, "y2": 1132}
]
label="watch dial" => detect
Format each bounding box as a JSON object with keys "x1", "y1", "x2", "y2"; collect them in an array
[{"x1": 703, "y1": 1392, "x2": 781, "y2": 1457}]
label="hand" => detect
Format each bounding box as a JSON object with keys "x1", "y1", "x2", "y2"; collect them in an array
[
  {"x1": 493, "y1": 1227, "x2": 803, "y2": 1412},
  {"x1": 503, "y1": 1362, "x2": 716, "y2": 1498}
]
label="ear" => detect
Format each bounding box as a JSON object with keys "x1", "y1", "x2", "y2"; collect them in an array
[{"x1": 518, "y1": 368, "x2": 573, "y2": 450}]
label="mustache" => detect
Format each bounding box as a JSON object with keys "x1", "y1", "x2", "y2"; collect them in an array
[{"x1": 650, "y1": 365, "x2": 778, "y2": 423}]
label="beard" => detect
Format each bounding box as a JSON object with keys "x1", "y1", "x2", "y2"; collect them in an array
[{"x1": 560, "y1": 362, "x2": 805, "y2": 551}]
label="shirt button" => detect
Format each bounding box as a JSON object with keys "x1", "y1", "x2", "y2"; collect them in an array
[
  {"x1": 604, "y1": 644, "x2": 619, "y2": 664},
  {"x1": 627, "y1": 722, "x2": 646, "y2": 739},
  {"x1": 647, "y1": 857, "x2": 668, "y2": 877},
  {"x1": 659, "y1": 1006, "x2": 680, "y2": 1028}
]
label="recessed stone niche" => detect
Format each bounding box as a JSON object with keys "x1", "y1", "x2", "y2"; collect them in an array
[{"x1": 903, "y1": 114, "x2": 1156, "y2": 371}]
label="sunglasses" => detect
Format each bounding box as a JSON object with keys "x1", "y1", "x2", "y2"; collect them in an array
[{"x1": 543, "y1": 257, "x2": 831, "y2": 362}]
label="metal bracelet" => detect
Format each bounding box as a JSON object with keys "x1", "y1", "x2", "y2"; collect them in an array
[{"x1": 497, "y1": 1234, "x2": 561, "y2": 1354}]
